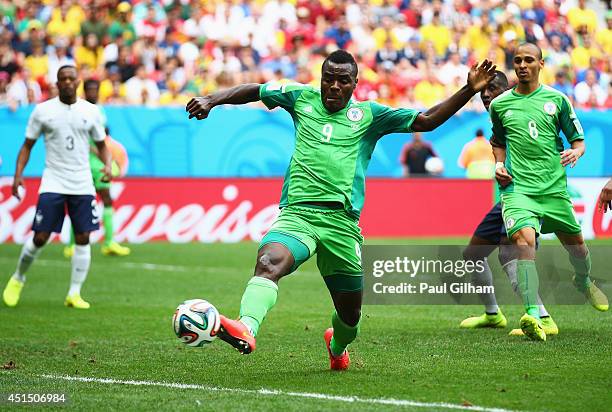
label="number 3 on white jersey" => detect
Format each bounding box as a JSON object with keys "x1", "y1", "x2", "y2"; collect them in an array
[
  {"x1": 321, "y1": 123, "x2": 333, "y2": 142},
  {"x1": 528, "y1": 120, "x2": 538, "y2": 139}
]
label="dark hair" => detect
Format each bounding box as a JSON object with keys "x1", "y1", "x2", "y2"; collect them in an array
[
  {"x1": 492, "y1": 70, "x2": 509, "y2": 88},
  {"x1": 322, "y1": 49, "x2": 358, "y2": 78},
  {"x1": 517, "y1": 42, "x2": 543, "y2": 60},
  {"x1": 476, "y1": 129, "x2": 484, "y2": 137},
  {"x1": 84, "y1": 79, "x2": 100, "y2": 89},
  {"x1": 57, "y1": 65, "x2": 77, "y2": 77}
]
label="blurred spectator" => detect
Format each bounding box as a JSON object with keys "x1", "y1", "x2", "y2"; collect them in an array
[
  {"x1": 159, "y1": 81, "x2": 190, "y2": 106},
  {"x1": 324, "y1": 16, "x2": 352, "y2": 49},
  {"x1": 546, "y1": 35, "x2": 571, "y2": 68},
  {"x1": 0, "y1": 0, "x2": 608, "y2": 109},
  {"x1": 46, "y1": 3, "x2": 81, "y2": 39},
  {"x1": 552, "y1": 70, "x2": 575, "y2": 101},
  {"x1": 81, "y1": 6, "x2": 108, "y2": 45},
  {"x1": 75, "y1": 33, "x2": 104, "y2": 73},
  {"x1": 438, "y1": 52, "x2": 469, "y2": 86},
  {"x1": 571, "y1": 34, "x2": 603, "y2": 71},
  {"x1": 7, "y1": 69, "x2": 41, "y2": 110},
  {"x1": 414, "y1": 71, "x2": 445, "y2": 107},
  {"x1": 109, "y1": 2, "x2": 137, "y2": 46},
  {"x1": 105, "y1": 46, "x2": 137, "y2": 83},
  {"x1": 0, "y1": 42, "x2": 19, "y2": 77},
  {"x1": 575, "y1": 69, "x2": 608, "y2": 108},
  {"x1": 400, "y1": 132, "x2": 438, "y2": 177},
  {"x1": 596, "y1": 11, "x2": 612, "y2": 55},
  {"x1": 47, "y1": 37, "x2": 76, "y2": 85},
  {"x1": 24, "y1": 41, "x2": 48, "y2": 87},
  {"x1": 420, "y1": 11, "x2": 451, "y2": 58},
  {"x1": 125, "y1": 64, "x2": 160, "y2": 105},
  {"x1": 375, "y1": 39, "x2": 402, "y2": 69},
  {"x1": 0, "y1": 71, "x2": 9, "y2": 106},
  {"x1": 522, "y1": 10, "x2": 544, "y2": 44},
  {"x1": 567, "y1": 0, "x2": 598, "y2": 33},
  {"x1": 458, "y1": 129, "x2": 495, "y2": 179}
]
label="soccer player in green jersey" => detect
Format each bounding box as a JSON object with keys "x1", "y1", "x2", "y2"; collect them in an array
[
  {"x1": 460, "y1": 71, "x2": 558, "y2": 337},
  {"x1": 64, "y1": 79, "x2": 130, "y2": 258},
  {"x1": 489, "y1": 43, "x2": 609, "y2": 342},
  {"x1": 187, "y1": 50, "x2": 497, "y2": 369}
]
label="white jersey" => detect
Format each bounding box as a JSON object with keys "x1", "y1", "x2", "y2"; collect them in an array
[{"x1": 25, "y1": 97, "x2": 105, "y2": 195}]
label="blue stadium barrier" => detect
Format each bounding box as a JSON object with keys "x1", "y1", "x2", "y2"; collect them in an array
[{"x1": 1, "y1": 106, "x2": 610, "y2": 178}]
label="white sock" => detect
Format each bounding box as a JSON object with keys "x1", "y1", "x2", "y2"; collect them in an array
[
  {"x1": 503, "y1": 258, "x2": 549, "y2": 317},
  {"x1": 14, "y1": 238, "x2": 43, "y2": 282},
  {"x1": 472, "y1": 258, "x2": 499, "y2": 314},
  {"x1": 68, "y1": 244, "x2": 91, "y2": 296}
]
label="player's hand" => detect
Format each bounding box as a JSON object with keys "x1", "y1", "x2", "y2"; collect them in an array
[
  {"x1": 597, "y1": 179, "x2": 612, "y2": 213},
  {"x1": 560, "y1": 148, "x2": 581, "y2": 168},
  {"x1": 101, "y1": 165, "x2": 113, "y2": 183},
  {"x1": 186, "y1": 96, "x2": 214, "y2": 120},
  {"x1": 467, "y1": 60, "x2": 497, "y2": 93},
  {"x1": 12, "y1": 176, "x2": 24, "y2": 200},
  {"x1": 495, "y1": 166, "x2": 513, "y2": 188}
]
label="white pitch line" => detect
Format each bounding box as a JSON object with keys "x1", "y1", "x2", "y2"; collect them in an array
[
  {"x1": 0, "y1": 257, "x2": 198, "y2": 273},
  {"x1": 39, "y1": 374, "x2": 516, "y2": 412}
]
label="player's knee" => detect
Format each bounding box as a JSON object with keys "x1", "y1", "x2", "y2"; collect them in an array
[
  {"x1": 498, "y1": 244, "x2": 516, "y2": 266},
  {"x1": 254, "y1": 252, "x2": 289, "y2": 282},
  {"x1": 33, "y1": 232, "x2": 50, "y2": 247},
  {"x1": 74, "y1": 233, "x2": 90, "y2": 245}
]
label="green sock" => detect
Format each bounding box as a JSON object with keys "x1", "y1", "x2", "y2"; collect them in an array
[
  {"x1": 238, "y1": 277, "x2": 278, "y2": 337},
  {"x1": 103, "y1": 206, "x2": 114, "y2": 246},
  {"x1": 69, "y1": 229, "x2": 75, "y2": 247},
  {"x1": 330, "y1": 310, "x2": 360, "y2": 357},
  {"x1": 569, "y1": 251, "x2": 592, "y2": 292},
  {"x1": 517, "y1": 260, "x2": 540, "y2": 319}
]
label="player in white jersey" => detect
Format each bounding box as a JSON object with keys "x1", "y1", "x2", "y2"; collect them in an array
[{"x1": 2, "y1": 65, "x2": 112, "y2": 309}]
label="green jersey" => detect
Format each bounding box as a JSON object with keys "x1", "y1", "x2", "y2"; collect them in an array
[
  {"x1": 260, "y1": 82, "x2": 419, "y2": 219},
  {"x1": 489, "y1": 84, "x2": 584, "y2": 195}
]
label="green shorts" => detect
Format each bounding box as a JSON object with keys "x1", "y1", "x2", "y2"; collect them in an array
[
  {"x1": 259, "y1": 205, "x2": 364, "y2": 292},
  {"x1": 501, "y1": 191, "x2": 582, "y2": 239},
  {"x1": 90, "y1": 153, "x2": 119, "y2": 190}
]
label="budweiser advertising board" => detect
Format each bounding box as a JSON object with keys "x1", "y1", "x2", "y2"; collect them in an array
[{"x1": 0, "y1": 177, "x2": 609, "y2": 243}]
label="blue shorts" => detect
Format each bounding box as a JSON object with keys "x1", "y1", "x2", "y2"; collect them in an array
[
  {"x1": 32, "y1": 193, "x2": 99, "y2": 234},
  {"x1": 473, "y1": 202, "x2": 506, "y2": 244}
]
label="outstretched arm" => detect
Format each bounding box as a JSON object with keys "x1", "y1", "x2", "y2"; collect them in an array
[
  {"x1": 186, "y1": 84, "x2": 262, "y2": 120},
  {"x1": 411, "y1": 60, "x2": 496, "y2": 132},
  {"x1": 12, "y1": 139, "x2": 36, "y2": 200}
]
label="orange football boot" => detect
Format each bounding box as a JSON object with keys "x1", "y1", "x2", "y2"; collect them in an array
[
  {"x1": 324, "y1": 328, "x2": 350, "y2": 371},
  {"x1": 217, "y1": 315, "x2": 256, "y2": 354}
]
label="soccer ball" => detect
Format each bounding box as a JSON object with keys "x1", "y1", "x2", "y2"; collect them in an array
[
  {"x1": 425, "y1": 156, "x2": 444, "y2": 175},
  {"x1": 173, "y1": 299, "x2": 221, "y2": 347}
]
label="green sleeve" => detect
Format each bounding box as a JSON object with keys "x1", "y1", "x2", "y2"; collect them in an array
[
  {"x1": 489, "y1": 103, "x2": 506, "y2": 147},
  {"x1": 559, "y1": 95, "x2": 584, "y2": 142},
  {"x1": 259, "y1": 82, "x2": 309, "y2": 112},
  {"x1": 369, "y1": 101, "x2": 419, "y2": 136}
]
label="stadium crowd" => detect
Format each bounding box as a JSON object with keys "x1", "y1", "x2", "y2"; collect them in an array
[{"x1": 0, "y1": 0, "x2": 610, "y2": 110}]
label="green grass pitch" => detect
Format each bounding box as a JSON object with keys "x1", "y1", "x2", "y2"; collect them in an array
[{"x1": 1, "y1": 240, "x2": 611, "y2": 411}]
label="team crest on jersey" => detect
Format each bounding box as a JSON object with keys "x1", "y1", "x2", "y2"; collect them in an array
[
  {"x1": 543, "y1": 102, "x2": 557, "y2": 115},
  {"x1": 346, "y1": 107, "x2": 364, "y2": 122},
  {"x1": 506, "y1": 218, "x2": 515, "y2": 229}
]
